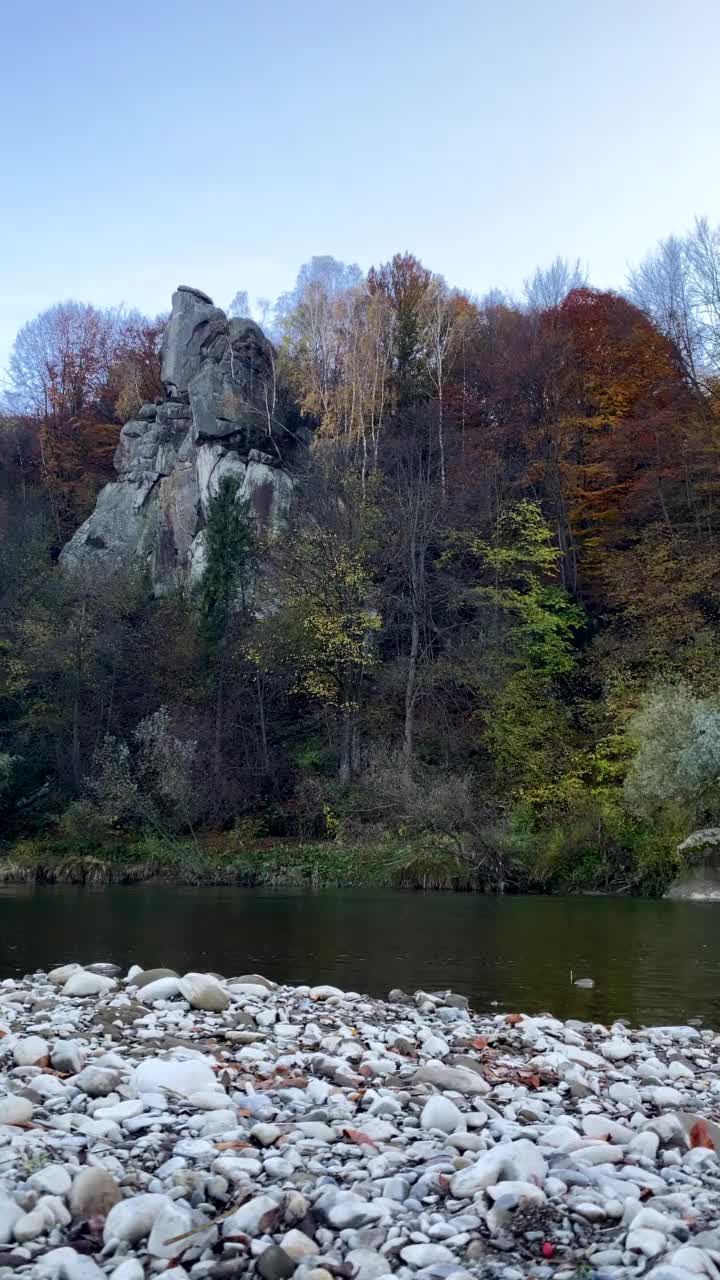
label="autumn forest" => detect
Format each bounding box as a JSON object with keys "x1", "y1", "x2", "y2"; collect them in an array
[{"x1": 2, "y1": 219, "x2": 720, "y2": 893}]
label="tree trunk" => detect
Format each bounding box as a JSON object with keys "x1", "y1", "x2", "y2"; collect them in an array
[
  {"x1": 214, "y1": 645, "x2": 226, "y2": 790},
  {"x1": 256, "y1": 672, "x2": 270, "y2": 775},
  {"x1": 339, "y1": 712, "x2": 354, "y2": 782},
  {"x1": 403, "y1": 612, "x2": 420, "y2": 775},
  {"x1": 438, "y1": 379, "x2": 446, "y2": 501},
  {"x1": 71, "y1": 599, "x2": 87, "y2": 790}
]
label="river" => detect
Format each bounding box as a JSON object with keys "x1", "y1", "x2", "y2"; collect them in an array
[{"x1": 1, "y1": 885, "x2": 718, "y2": 1027}]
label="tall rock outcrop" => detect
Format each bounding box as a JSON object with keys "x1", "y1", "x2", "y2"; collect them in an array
[{"x1": 60, "y1": 286, "x2": 305, "y2": 592}]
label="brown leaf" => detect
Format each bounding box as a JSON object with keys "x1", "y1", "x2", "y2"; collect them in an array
[
  {"x1": 215, "y1": 1140, "x2": 252, "y2": 1151},
  {"x1": 471, "y1": 1036, "x2": 488, "y2": 1050},
  {"x1": 690, "y1": 1120, "x2": 716, "y2": 1150},
  {"x1": 504, "y1": 1013, "x2": 523, "y2": 1025},
  {"x1": 258, "y1": 1206, "x2": 283, "y2": 1234},
  {"x1": 341, "y1": 1127, "x2": 379, "y2": 1150}
]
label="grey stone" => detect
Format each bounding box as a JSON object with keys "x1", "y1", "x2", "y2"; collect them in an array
[
  {"x1": 131, "y1": 966, "x2": 180, "y2": 989},
  {"x1": 71, "y1": 1066, "x2": 121, "y2": 1097},
  {"x1": 69, "y1": 1168, "x2": 121, "y2": 1218},
  {"x1": 51, "y1": 1039, "x2": 85, "y2": 1074},
  {"x1": 178, "y1": 972, "x2": 229, "y2": 1012},
  {"x1": 258, "y1": 1246, "x2": 297, "y2": 1280}
]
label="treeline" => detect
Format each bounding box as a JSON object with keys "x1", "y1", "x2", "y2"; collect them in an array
[{"x1": 3, "y1": 219, "x2": 720, "y2": 893}]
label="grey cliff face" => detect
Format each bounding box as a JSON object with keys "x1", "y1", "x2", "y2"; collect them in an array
[{"x1": 60, "y1": 287, "x2": 304, "y2": 593}]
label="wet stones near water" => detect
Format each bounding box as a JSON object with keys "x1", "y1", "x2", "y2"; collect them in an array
[{"x1": 1, "y1": 968, "x2": 720, "y2": 1278}]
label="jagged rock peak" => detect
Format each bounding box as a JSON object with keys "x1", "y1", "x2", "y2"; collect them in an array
[{"x1": 59, "y1": 285, "x2": 306, "y2": 594}]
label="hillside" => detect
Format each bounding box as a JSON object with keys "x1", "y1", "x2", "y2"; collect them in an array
[{"x1": 3, "y1": 243, "x2": 720, "y2": 894}]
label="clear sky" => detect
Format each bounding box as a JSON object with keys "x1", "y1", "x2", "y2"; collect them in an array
[{"x1": 1, "y1": 0, "x2": 719, "y2": 381}]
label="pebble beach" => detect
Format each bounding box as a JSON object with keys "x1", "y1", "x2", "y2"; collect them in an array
[{"x1": 0, "y1": 963, "x2": 719, "y2": 1280}]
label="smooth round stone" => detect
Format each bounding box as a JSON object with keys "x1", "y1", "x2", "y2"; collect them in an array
[
  {"x1": 131, "y1": 967, "x2": 179, "y2": 989},
  {"x1": 15, "y1": 1206, "x2": 52, "y2": 1241},
  {"x1": 28, "y1": 1165, "x2": 72, "y2": 1197},
  {"x1": 86, "y1": 963, "x2": 122, "y2": 977},
  {"x1": 33, "y1": 1246, "x2": 105, "y2": 1278},
  {"x1": 609, "y1": 1082, "x2": 642, "y2": 1108},
  {"x1": 13, "y1": 1035, "x2": 49, "y2": 1066},
  {"x1": 103, "y1": 1193, "x2": 172, "y2": 1244},
  {"x1": 133, "y1": 1056, "x2": 215, "y2": 1099},
  {"x1": 575, "y1": 1202, "x2": 607, "y2": 1222},
  {"x1": 71, "y1": 1066, "x2": 121, "y2": 1097},
  {"x1": 48, "y1": 964, "x2": 83, "y2": 986},
  {"x1": 258, "y1": 1245, "x2": 297, "y2": 1280},
  {"x1": 105, "y1": 1261, "x2": 144, "y2": 1280},
  {"x1": 63, "y1": 971, "x2": 116, "y2": 997},
  {"x1": 252, "y1": 1122, "x2": 282, "y2": 1146},
  {"x1": 626, "y1": 1227, "x2": 667, "y2": 1257},
  {"x1": 280, "y1": 1229, "x2": 318, "y2": 1260},
  {"x1": 70, "y1": 1168, "x2": 122, "y2": 1218},
  {"x1": 137, "y1": 977, "x2": 182, "y2": 1003},
  {"x1": 346, "y1": 1249, "x2": 391, "y2": 1280},
  {"x1": 401, "y1": 1244, "x2": 455, "y2": 1267},
  {"x1": 601, "y1": 1039, "x2": 635, "y2": 1061},
  {"x1": 421, "y1": 1096, "x2": 465, "y2": 1134},
  {"x1": 178, "y1": 972, "x2": 229, "y2": 1012},
  {"x1": 223, "y1": 1194, "x2": 281, "y2": 1236},
  {"x1": 0, "y1": 1095, "x2": 33, "y2": 1126},
  {"x1": 51, "y1": 1040, "x2": 86, "y2": 1074},
  {"x1": 0, "y1": 1198, "x2": 22, "y2": 1245},
  {"x1": 147, "y1": 1202, "x2": 214, "y2": 1260},
  {"x1": 233, "y1": 973, "x2": 276, "y2": 990}
]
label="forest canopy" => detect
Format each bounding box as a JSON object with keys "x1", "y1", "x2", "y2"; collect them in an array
[{"x1": 3, "y1": 217, "x2": 720, "y2": 894}]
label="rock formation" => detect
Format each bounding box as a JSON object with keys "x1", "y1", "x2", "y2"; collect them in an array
[{"x1": 60, "y1": 286, "x2": 306, "y2": 593}]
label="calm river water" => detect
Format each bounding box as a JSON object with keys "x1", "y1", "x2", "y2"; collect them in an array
[{"x1": 0, "y1": 886, "x2": 718, "y2": 1027}]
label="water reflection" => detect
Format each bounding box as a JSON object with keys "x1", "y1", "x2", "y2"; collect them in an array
[{"x1": 0, "y1": 886, "x2": 718, "y2": 1027}]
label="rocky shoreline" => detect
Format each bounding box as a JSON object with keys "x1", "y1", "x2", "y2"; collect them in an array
[{"x1": 0, "y1": 968, "x2": 719, "y2": 1280}]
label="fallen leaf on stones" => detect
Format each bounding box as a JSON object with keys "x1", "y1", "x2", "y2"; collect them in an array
[
  {"x1": 690, "y1": 1120, "x2": 715, "y2": 1149},
  {"x1": 258, "y1": 1206, "x2": 283, "y2": 1234},
  {"x1": 341, "y1": 1127, "x2": 378, "y2": 1150},
  {"x1": 677, "y1": 1111, "x2": 720, "y2": 1150}
]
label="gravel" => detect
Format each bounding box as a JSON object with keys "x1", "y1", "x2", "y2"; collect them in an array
[{"x1": 0, "y1": 965, "x2": 719, "y2": 1279}]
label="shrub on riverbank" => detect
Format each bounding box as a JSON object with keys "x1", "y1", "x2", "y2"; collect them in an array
[{"x1": 0, "y1": 811, "x2": 685, "y2": 895}]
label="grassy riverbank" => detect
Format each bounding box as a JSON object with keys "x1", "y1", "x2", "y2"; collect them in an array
[
  {"x1": 0, "y1": 833, "x2": 486, "y2": 891},
  {"x1": 0, "y1": 826, "x2": 682, "y2": 894}
]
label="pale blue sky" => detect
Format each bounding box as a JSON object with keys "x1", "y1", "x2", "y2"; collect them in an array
[{"x1": 2, "y1": 0, "x2": 719, "y2": 380}]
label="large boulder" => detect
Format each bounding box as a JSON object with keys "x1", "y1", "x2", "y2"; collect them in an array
[{"x1": 59, "y1": 286, "x2": 307, "y2": 594}]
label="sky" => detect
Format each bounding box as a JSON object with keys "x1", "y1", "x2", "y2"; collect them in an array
[{"x1": 1, "y1": 0, "x2": 720, "y2": 383}]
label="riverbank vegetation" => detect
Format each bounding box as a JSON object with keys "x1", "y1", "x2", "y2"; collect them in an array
[{"x1": 3, "y1": 222, "x2": 720, "y2": 894}]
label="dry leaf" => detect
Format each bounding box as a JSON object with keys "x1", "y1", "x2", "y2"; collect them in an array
[
  {"x1": 258, "y1": 1206, "x2": 283, "y2": 1234},
  {"x1": 690, "y1": 1120, "x2": 715, "y2": 1150},
  {"x1": 341, "y1": 1127, "x2": 378, "y2": 1150}
]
